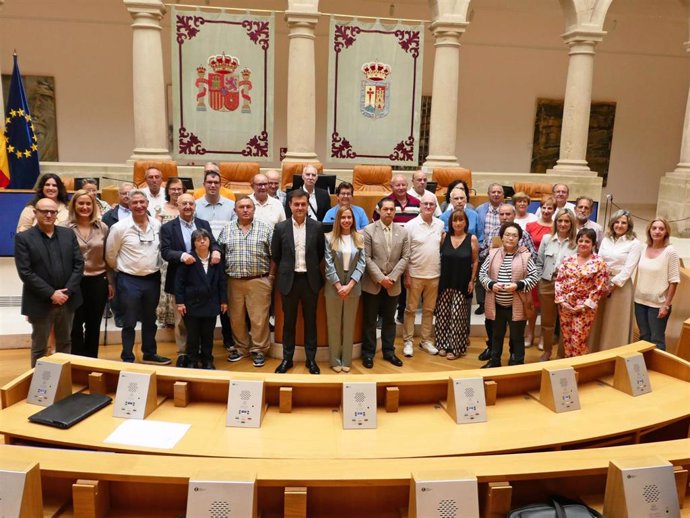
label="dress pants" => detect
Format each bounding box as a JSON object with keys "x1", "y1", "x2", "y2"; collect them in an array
[
  {"x1": 281, "y1": 273, "x2": 318, "y2": 362},
  {"x1": 403, "y1": 277, "x2": 439, "y2": 344},
  {"x1": 29, "y1": 305, "x2": 74, "y2": 367},
  {"x1": 184, "y1": 315, "x2": 216, "y2": 363},
  {"x1": 228, "y1": 276, "x2": 272, "y2": 356},
  {"x1": 71, "y1": 274, "x2": 108, "y2": 358},
  {"x1": 362, "y1": 290, "x2": 398, "y2": 359},
  {"x1": 118, "y1": 272, "x2": 160, "y2": 362},
  {"x1": 490, "y1": 304, "x2": 526, "y2": 365},
  {"x1": 219, "y1": 312, "x2": 235, "y2": 348},
  {"x1": 634, "y1": 303, "x2": 671, "y2": 351},
  {"x1": 325, "y1": 292, "x2": 359, "y2": 368}
]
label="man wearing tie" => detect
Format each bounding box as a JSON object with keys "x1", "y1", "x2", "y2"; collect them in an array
[
  {"x1": 271, "y1": 189, "x2": 325, "y2": 374},
  {"x1": 360, "y1": 198, "x2": 409, "y2": 368},
  {"x1": 160, "y1": 193, "x2": 220, "y2": 367}
]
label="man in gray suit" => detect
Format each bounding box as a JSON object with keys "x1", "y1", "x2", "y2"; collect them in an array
[{"x1": 360, "y1": 198, "x2": 410, "y2": 368}]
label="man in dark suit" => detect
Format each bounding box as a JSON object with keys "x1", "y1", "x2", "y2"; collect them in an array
[
  {"x1": 160, "y1": 193, "x2": 220, "y2": 367},
  {"x1": 101, "y1": 182, "x2": 133, "y2": 228},
  {"x1": 271, "y1": 189, "x2": 325, "y2": 374},
  {"x1": 285, "y1": 164, "x2": 330, "y2": 221},
  {"x1": 102, "y1": 182, "x2": 133, "y2": 328},
  {"x1": 15, "y1": 198, "x2": 84, "y2": 366}
]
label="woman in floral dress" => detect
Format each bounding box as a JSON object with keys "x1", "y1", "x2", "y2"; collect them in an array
[{"x1": 554, "y1": 228, "x2": 609, "y2": 357}]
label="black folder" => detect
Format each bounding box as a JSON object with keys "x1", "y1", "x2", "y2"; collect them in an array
[{"x1": 29, "y1": 392, "x2": 112, "y2": 429}]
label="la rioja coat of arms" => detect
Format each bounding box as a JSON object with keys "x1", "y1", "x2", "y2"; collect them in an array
[{"x1": 360, "y1": 61, "x2": 391, "y2": 119}]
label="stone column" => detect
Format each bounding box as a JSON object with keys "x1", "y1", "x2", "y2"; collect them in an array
[
  {"x1": 549, "y1": 30, "x2": 604, "y2": 175},
  {"x1": 124, "y1": 0, "x2": 171, "y2": 161},
  {"x1": 657, "y1": 40, "x2": 690, "y2": 237},
  {"x1": 423, "y1": 21, "x2": 468, "y2": 168},
  {"x1": 283, "y1": 10, "x2": 319, "y2": 164}
]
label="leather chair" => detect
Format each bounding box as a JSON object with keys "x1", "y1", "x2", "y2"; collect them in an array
[
  {"x1": 132, "y1": 160, "x2": 179, "y2": 188},
  {"x1": 432, "y1": 167, "x2": 472, "y2": 198},
  {"x1": 219, "y1": 162, "x2": 260, "y2": 191},
  {"x1": 513, "y1": 182, "x2": 553, "y2": 200},
  {"x1": 280, "y1": 162, "x2": 323, "y2": 191},
  {"x1": 352, "y1": 165, "x2": 392, "y2": 192}
]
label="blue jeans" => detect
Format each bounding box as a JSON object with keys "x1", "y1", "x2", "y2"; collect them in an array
[
  {"x1": 634, "y1": 303, "x2": 671, "y2": 351},
  {"x1": 118, "y1": 272, "x2": 160, "y2": 362}
]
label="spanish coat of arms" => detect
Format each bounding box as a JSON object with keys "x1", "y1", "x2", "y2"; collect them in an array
[{"x1": 195, "y1": 52, "x2": 253, "y2": 113}]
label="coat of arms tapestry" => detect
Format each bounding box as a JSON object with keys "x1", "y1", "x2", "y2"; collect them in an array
[
  {"x1": 172, "y1": 7, "x2": 275, "y2": 162},
  {"x1": 326, "y1": 17, "x2": 424, "y2": 166}
]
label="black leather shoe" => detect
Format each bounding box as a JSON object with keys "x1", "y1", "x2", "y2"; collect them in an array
[
  {"x1": 306, "y1": 361, "x2": 320, "y2": 375},
  {"x1": 383, "y1": 354, "x2": 403, "y2": 367},
  {"x1": 474, "y1": 304, "x2": 485, "y2": 315},
  {"x1": 478, "y1": 348, "x2": 491, "y2": 361},
  {"x1": 201, "y1": 360, "x2": 215, "y2": 370},
  {"x1": 480, "y1": 361, "x2": 501, "y2": 369},
  {"x1": 274, "y1": 360, "x2": 293, "y2": 373},
  {"x1": 176, "y1": 355, "x2": 188, "y2": 368},
  {"x1": 362, "y1": 356, "x2": 374, "y2": 369}
]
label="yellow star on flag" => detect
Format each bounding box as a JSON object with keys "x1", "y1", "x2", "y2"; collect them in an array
[
  {"x1": 7, "y1": 145, "x2": 14, "y2": 153},
  {"x1": 4, "y1": 117, "x2": 9, "y2": 125},
  {"x1": 10, "y1": 109, "x2": 17, "y2": 117},
  {"x1": 15, "y1": 150, "x2": 22, "y2": 158},
  {"x1": 24, "y1": 114, "x2": 31, "y2": 122},
  {"x1": 24, "y1": 150, "x2": 31, "y2": 158},
  {"x1": 31, "y1": 143, "x2": 38, "y2": 151},
  {"x1": 17, "y1": 109, "x2": 24, "y2": 117}
]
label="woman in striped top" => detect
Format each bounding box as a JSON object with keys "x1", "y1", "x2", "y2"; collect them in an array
[{"x1": 479, "y1": 222, "x2": 539, "y2": 368}]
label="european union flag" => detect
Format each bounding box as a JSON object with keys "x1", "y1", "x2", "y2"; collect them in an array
[{"x1": 5, "y1": 53, "x2": 40, "y2": 189}]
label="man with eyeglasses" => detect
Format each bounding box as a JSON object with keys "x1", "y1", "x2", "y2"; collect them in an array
[
  {"x1": 15, "y1": 198, "x2": 84, "y2": 367},
  {"x1": 161, "y1": 193, "x2": 221, "y2": 367},
  {"x1": 102, "y1": 182, "x2": 134, "y2": 228},
  {"x1": 536, "y1": 183, "x2": 575, "y2": 218},
  {"x1": 574, "y1": 196, "x2": 603, "y2": 247},
  {"x1": 194, "y1": 164, "x2": 237, "y2": 352},
  {"x1": 105, "y1": 190, "x2": 170, "y2": 365},
  {"x1": 322, "y1": 181, "x2": 369, "y2": 230},
  {"x1": 265, "y1": 169, "x2": 286, "y2": 205},
  {"x1": 249, "y1": 173, "x2": 286, "y2": 227},
  {"x1": 402, "y1": 193, "x2": 444, "y2": 358}
]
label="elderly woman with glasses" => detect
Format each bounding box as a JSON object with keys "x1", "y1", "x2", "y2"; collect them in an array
[
  {"x1": 588, "y1": 210, "x2": 643, "y2": 351},
  {"x1": 479, "y1": 222, "x2": 539, "y2": 368}
]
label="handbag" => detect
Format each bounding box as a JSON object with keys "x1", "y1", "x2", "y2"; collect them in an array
[
  {"x1": 518, "y1": 290, "x2": 537, "y2": 320},
  {"x1": 507, "y1": 496, "x2": 604, "y2": 518}
]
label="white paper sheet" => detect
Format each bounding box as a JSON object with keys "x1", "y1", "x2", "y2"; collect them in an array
[{"x1": 104, "y1": 419, "x2": 191, "y2": 449}]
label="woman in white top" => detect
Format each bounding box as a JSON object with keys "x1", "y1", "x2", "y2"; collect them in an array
[
  {"x1": 588, "y1": 210, "x2": 642, "y2": 351},
  {"x1": 512, "y1": 191, "x2": 538, "y2": 230},
  {"x1": 634, "y1": 218, "x2": 680, "y2": 351},
  {"x1": 535, "y1": 208, "x2": 577, "y2": 361},
  {"x1": 324, "y1": 206, "x2": 366, "y2": 372}
]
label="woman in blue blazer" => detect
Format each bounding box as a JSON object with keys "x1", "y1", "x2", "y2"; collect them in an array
[
  {"x1": 175, "y1": 229, "x2": 227, "y2": 369},
  {"x1": 324, "y1": 206, "x2": 366, "y2": 372}
]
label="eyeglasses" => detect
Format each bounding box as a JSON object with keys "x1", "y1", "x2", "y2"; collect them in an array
[
  {"x1": 35, "y1": 209, "x2": 58, "y2": 216},
  {"x1": 137, "y1": 227, "x2": 155, "y2": 244}
]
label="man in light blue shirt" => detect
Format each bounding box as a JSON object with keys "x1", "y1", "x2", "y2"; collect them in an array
[
  {"x1": 439, "y1": 186, "x2": 483, "y2": 243},
  {"x1": 194, "y1": 167, "x2": 235, "y2": 240},
  {"x1": 322, "y1": 181, "x2": 369, "y2": 230}
]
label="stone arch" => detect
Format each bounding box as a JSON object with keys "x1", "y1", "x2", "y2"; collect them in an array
[{"x1": 429, "y1": 0, "x2": 472, "y2": 23}]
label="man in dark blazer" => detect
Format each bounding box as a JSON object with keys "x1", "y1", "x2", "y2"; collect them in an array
[
  {"x1": 102, "y1": 182, "x2": 133, "y2": 328},
  {"x1": 285, "y1": 164, "x2": 331, "y2": 221},
  {"x1": 14, "y1": 198, "x2": 84, "y2": 367},
  {"x1": 271, "y1": 189, "x2": 325, "y2": 374},
  {"x1": 160, "y1": 193, "x2": 220, "y2": 367}
]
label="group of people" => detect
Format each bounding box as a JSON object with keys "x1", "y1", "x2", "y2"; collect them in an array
[{"x1": 14, "y1": 168, "x2": 680, "y2": 373}]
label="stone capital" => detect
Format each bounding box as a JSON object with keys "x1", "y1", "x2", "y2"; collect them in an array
[
  {"x1": 124, "y1": 0, "x2": 166, "y2": 18},
  {"x1": 561, "y1": 29, "x2": 606, "y2": 46},
  {"x1": 430, "y1": 20, "x2": 468, "y2": 46}
]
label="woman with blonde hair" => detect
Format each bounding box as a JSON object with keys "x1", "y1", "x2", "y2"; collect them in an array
[
  {"x1": 535, "y1": 208, "x2": 577, "y2": 360},
  {"x1": 589, "y1": 209, "x2": 642, "y2": 350},
  {"x1": 324, "y1": 206, "x2": 366, "y2": 372},
  {"x1": 60, "y1": 189, "x2": 112, "y2": 357},
  {"x1": 512, "y1": 191, "x2": 537, "y2": 229},
  {"x1": 634, "y1": 218, "x2": 680, "y2": 351}
]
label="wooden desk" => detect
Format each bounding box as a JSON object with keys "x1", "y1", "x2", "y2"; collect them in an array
[
  {"x1": 1, "y1": 343, "x2": 688, "y2": 459},
  {"x1": 1, "y1": 440, "x2": 688, "y2": 518}
]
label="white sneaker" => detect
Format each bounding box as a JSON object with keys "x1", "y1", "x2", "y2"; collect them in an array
[
  {"x1": 403, "y1": 341, "x2": 414, "y2": 357},
  {"x1": 420, "y1": 341, "x2": 439, "y2": 355}
]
